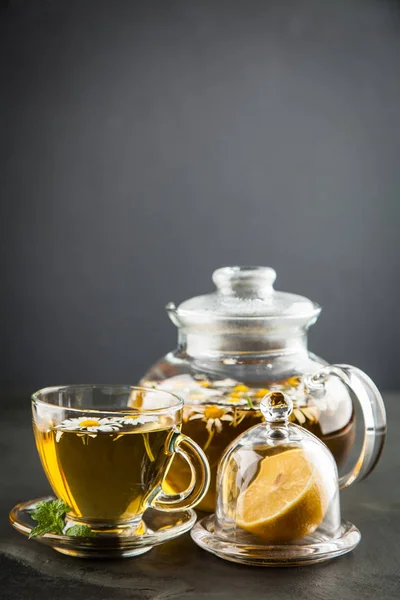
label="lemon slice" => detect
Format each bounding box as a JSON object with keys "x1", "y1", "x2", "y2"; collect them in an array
[{"x1": 235, "y1": 448, "x2": 327, "y2": 543}]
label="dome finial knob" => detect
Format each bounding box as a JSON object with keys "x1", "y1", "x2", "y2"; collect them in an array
[{"x1": 260, "y1": 391, "x2": 293, "y2": 423}]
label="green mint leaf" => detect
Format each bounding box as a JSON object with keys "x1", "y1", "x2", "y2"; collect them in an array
[
  {"x1": 29, "y1": 524, "x2": 54, "y2": 538},
  {"x1": 51, "y1": 499, "x2": 70, "y2": 519},
  {"x1": 30, "y1": 501, "x2": 52, "y2": 524},
  {"x1": 28, "y1": 499, "x2": 95, "y2": 539},
  {"x1": 28, "y1": 518, "x2": 64, "y2": 538},
  {"x1": 65, "y1": 525, "x2": 96, "y2": 538},
  {"x1": 55, "y1": 517, "x2": 65, "y2": 534},
  {"x1": 29, "y1": 499, "x2": 71, "y2": 539},
  {"x1": 246, "y1": 396, "x2": 255, "y2": 409},
  {"x1": 31, "y1": 499, "x2": 70, "y2": 523}
]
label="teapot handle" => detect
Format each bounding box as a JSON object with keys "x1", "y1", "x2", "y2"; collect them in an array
[{"x1": 304, "y1": 364, "x2": 386, "y2": 490}]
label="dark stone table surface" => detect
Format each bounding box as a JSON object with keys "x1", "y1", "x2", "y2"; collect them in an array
[{"x1": 1, "y1": 390, "x2": 399, "y2": 600}]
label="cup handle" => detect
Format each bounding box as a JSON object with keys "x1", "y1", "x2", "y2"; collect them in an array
[
  {"x1": 151, "y1": 432, "x2": 211, "y2": 511},
  {"x1": 304, "y1": 364, "x2": 386, "y2": 490}
]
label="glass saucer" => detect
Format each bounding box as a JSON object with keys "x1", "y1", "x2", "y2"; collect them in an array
[
  {"x1": 191, "y1": 515, "x2": 361, "y2": 566},
  {"x1": 10, "y1": 496, "x2": 197, "y2": 559}
]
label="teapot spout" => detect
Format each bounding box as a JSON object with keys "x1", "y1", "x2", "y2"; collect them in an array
[{"x1": 166, "y1": 302, "x2": 181, "y2": 327}]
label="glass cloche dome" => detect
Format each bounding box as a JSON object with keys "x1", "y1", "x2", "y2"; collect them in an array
[{"x1": 191, "y1": 391, "x2": 361, "y2": 566}]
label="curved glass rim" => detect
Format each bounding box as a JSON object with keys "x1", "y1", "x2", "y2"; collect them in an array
[
  {"x1": 175, "y1": 304, "x2": 322, "y2": 322},
  {"x1": 31, "y1": 384, "x2": 183, "y2": 416}
]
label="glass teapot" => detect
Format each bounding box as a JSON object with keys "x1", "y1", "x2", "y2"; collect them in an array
[
  {"x1": 140, "y1": 266, "x2": 386, "y2": 512},
  {"x1": 191, "y1": 391, "x2": 362, "y2": 566}
]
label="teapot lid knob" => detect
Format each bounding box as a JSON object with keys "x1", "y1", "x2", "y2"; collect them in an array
[
  {"x1": 212, "y1": 266, "x2": 277, "y2": 298},
  {"x1": 260, "y1": 391, "x2": 293, "y2": 423}
]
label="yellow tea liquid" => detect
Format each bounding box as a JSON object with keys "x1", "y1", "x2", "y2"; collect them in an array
[{"x1": 34, "y1": 419, "x2": 173, "y2": 523}]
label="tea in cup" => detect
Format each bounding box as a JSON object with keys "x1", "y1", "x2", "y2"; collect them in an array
[{"x1": 32, "y1": 385, "x2": 210, "y2": 532}]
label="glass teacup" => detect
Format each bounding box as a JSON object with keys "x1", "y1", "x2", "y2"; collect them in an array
[{"x1": 32, "y1": 385, "x2": 210, "y2": 533}]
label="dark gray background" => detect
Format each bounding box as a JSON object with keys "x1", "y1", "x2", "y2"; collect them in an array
[{"x1": 2, "y1": 0, "x2": 399, "y2": 391}]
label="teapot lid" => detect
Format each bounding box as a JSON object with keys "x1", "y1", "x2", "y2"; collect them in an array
[{"x1": 169, "y1": 267, "x2": 320, "y2": 328}]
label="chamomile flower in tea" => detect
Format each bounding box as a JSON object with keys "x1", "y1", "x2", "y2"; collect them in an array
[
  {"x1": 56, "y1": 416, "x2": 123, "y2": 433},
  {"x1": 117, "y1": 415, "x2": 157, "y2": 426}
]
